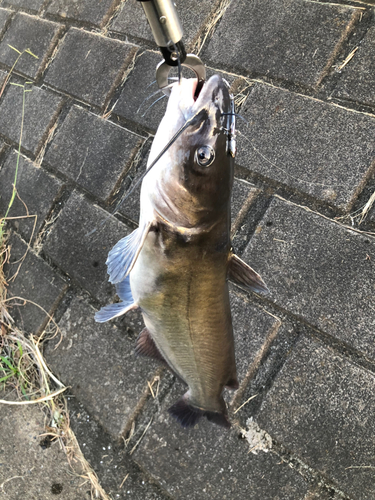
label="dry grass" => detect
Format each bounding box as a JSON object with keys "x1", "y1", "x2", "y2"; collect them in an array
[{"x1": 0, "y1": 47, "x2": 111, "y2": 500}]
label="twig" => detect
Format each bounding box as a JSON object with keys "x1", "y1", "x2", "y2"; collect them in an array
[
  {"x1": 129, "y1": 418, "x2": 153, "y2": 455},
  {"x1": 234, "y1": 394, "x2": 258, "y2": 414}
]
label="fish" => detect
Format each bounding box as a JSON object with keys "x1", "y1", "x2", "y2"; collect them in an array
[{"x1": 95, "y1": 74, "x2": 268, "y2": 428}]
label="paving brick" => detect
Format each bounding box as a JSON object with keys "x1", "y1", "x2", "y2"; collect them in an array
[
  {"x1": 335, "y1": 25, "x2": 375, "y2": 107},
  {"x1": 2, "y1": 0, "x2": 45, "y2": 11},
  {"x1": 0, "y1": 403, "x2": 89, "y2": 499},
  {"x1": 5, "y1": 232, "x2": 67, "y2": 334},
  {"x1": 0, "y1": 8, "x2": 11, "y2": 36},
  {"x1": 231, "y1": 179, "x2": 259, "y2": 235},
  {"x1": 235, "y1": 321, "x2": 300, "y2": 421},
  {"x1": 45, "y1": 28, "x2": 136, "y2": 108},
  {"x1": 47, "y1": 0, "x2": 119, "y2": 27},
  {"x1": 44, "y1": 106, "x2": 143, "y2": 201},
  {"x1": 0, "y1": 150, "x2": 63, "y2": 242},
  {"x1": 237, "y1": 83, "x2": 375, "y2": 211},
  {"x1": 133, "y1": 382, "x2": 309, "y2": 499},
  {"x1": 230, "y1": 288, "x2": 279, "y2": 386},
  {"x1": 0, "y1": 84, "x2": 63, "y2": 155},
  {"x1": 45, "y1": 295, "x2": 158, "y2": 438},
  {"x1": 242, "y1": 197, "x2": 375, "y2": 359},
  {"x1": 111, "y1": 0, "x2": 215, "y2": 48},
  {"x1": 67, "y1": 399, "x2": 169, "y2": 500},
  {"x1": 43, "y1": 191, "x2": 132, "y2": 302},
  {"x1": 256, "y1": 336, "x2": 375, "y2": 500},
  {"x1": 118, "y1": 139, "x2": 150, "y2": 225},
  {"x1": 0, "y1": 13, "x2": 62, "y2": 79},
  {"x1": 204, "y1": 0, "x2": 360, "y2": 88}
]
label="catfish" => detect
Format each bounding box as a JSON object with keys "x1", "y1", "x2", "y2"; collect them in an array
[{"x1": 95, "y1": 75, "x2": 268, "y2": 428}]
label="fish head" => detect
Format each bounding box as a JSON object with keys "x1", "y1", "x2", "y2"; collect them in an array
[{"x1": 146, "y1": 75, "x2": 235, "y2": 228}]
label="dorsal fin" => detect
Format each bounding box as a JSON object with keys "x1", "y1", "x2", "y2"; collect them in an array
[
  {"x1": 106, "y1": 221, "x2": 153, "y2": 284},
  {"x1": 228, "y1": 253, "x2": 269, "y2": 294}
]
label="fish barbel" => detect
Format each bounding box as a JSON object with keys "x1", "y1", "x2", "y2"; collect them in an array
[{"x1": 95, "y1": 75, "x2": 268, "y2": 428}]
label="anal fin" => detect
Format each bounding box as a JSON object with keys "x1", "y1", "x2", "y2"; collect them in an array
[
  {"x1": 135, "y1": 327, "x2": 166, "y2": 364},
  {"x1": 228, "y1": 253, "x2": 269, "y2": 294}
]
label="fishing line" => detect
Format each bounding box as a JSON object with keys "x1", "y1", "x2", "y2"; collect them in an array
[
  {"x1": 85, "y1": 108, "x2": 208, "y2": 238},
  {"x1": 237, "y1": 130, "x2": 349, "y2": 189}
]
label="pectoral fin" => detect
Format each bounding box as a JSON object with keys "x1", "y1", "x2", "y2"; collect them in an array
[
  {"x1": 106, "y1": 221, "x2": 152, "y2": 284},
  {"x1": 228, "y1": 253, "x2": 269, "y2": 294}
]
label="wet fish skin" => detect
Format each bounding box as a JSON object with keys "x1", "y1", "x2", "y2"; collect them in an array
[{"x1": 96, "y1": 75, "x2": 268, "y2": 428}]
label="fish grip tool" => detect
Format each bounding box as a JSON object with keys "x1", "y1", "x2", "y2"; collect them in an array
[{"x1": 136, "y1": 0, "x2": 206, "y2": 97}]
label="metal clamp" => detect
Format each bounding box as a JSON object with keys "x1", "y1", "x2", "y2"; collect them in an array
[
  {"x1": 136, "y1": 0, "x2": 206, "y2": 97},
  {"x1": 156, "y1": 54, "x2": 206, "y2": 96}
]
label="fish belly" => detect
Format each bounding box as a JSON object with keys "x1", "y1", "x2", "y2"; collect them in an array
[{"x1": 130, "y1": 231, "x2": 236, "y2": 413}]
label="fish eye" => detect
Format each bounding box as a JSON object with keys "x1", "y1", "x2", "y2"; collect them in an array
[{"x1": 195, "y1": 146, "x2": 215, "y2": 167}]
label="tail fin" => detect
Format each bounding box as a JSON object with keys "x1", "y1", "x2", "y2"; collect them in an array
[{"x1": 168, "y1": 394, "x2": 231, "y2": 429}]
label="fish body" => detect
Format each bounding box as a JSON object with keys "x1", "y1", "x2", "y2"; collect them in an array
[{"x1": 96, "y1": 75, "x2": 268, "y2": 428}]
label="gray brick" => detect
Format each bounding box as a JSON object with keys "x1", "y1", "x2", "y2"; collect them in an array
[
  {"x1": 43, "y1": 191, "x2": 131, "y2": 302},
  {"x1": 242, "y1": 197, "x2": 375, "y2": 359},
  {"x1": 257, "y1": 336, "x2": 375, "y2": 500},
  {"x1": 230, "y1": 288, "x2": 279, "y2": 386},
  {"x1": 118, "y1": 139, "x2": 150, "y2": 224},
  {"x1": 0, "y1": 8, "x2": 11, "y2": 36},
  {"x1": 237, "y1": 83, "x2": 375, "y2": 211},
  {"x1": 47, "y1": 0, "x2": 119, "y2": 27},
  {"x1": 44, "y1": 106, "x2": 143, "y2": 201},
  {"x1": 204, "y1": 0, "x2": 360, "y2": 87},
  {"x1": 67, "y1": 399, "x2": 170, "y2": 500},
  {"x1": 231, "y1": 179, "x2": 259, "y2": 235},
  {"x1": 134, "y1": 382, "x2": 309, "y2": 499},
  {"x1": 335, "y1": 25, "x2": 375, "y2": 107},
  {"x1": 45, "y1": 28, "x2": 136, "y2": 108},
  {"x1": 45, "y1": 296, "x2": 157, "y2": 438},
  {"x1": 0, "y1": 403, "x2": 89, "y2": 499},
  {"x1": 2, "y1": 0, "x2": 45, "y2": 11},
  {"x1": 0, "y1": 84, "x2": 63, "y2": 155},
  {"x1": 111, "y1": 0, "x2": 216, "y2": 48},
  {"x1": 0, "y1": 150, "x2": 63, "y2": 242},
  {"x1": 114, "y1": 50, "x2": 167, "y2": 132},
  {"x1": 5, "y1": 232, "x2": 67, "y2": 334},
  {"x1": 0, "y1": 13, "x2": 62, "y2": 79}
]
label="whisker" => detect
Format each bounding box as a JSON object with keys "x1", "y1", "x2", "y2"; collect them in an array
[
  {"x1": 137, "y1": 88, "x2": 163, "y2": 114},
  {"x1": 146, "y1": 79, "x2": 157, "y2": 89},
  {"x1": 141, "y1": 94, "x2": 168, "y2": 117}
]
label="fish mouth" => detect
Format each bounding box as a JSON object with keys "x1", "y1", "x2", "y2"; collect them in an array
[{"x1": 192, "y1": 74, "x2": 231, "y2": 116}]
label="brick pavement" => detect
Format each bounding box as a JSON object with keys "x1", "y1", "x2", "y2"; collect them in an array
[{"x1": 0, "y1": 0, "x2": 374, "y2": 499}]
